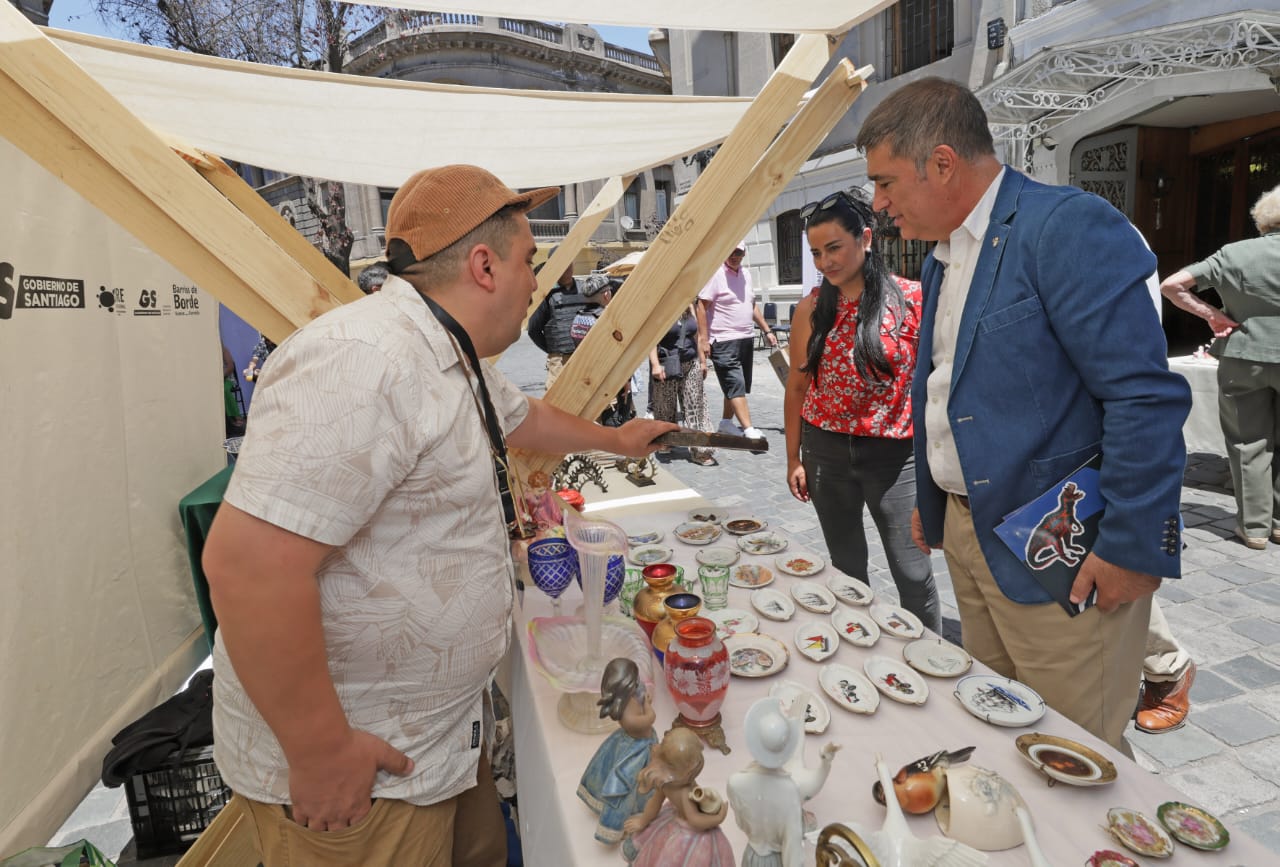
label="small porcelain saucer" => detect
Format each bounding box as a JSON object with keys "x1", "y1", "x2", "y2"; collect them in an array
[
  {"x1": 723, "y1": 514, "x2": 767, "y2": 535},
  {"x1": 831, "y1": 608, "x2": 880, "y2": 647},
  {"x1": 725, "y1": 632, "x2": 789, "y2": 677},
  {"x1": 695, "y1": 546, "x2": 740, "y2": 567},
  {"x1": 628, "y1": 544, "x2": 673, "y2": 566},
  {"x1": 626, "y1": 529, "x2": 664, "y2": 547},
  {"x1": 750, "y1": 587, "x2": 795, "y2": 621},
  {"x1": 819, "y1": 663, "x2": 880, "y2": 715},
  {"x1": 827, "y1": 573, "x2": 874, "y2": 606},
  {"x1": 793, "y1": 621, "x2": 839, "y2": 662},
  {"x1": 1156, "y1": 801, "x2": 1229, "y2": 851},
  {"x1": 790, "y1": 583, "x2": 837, "y2": 614},
  {"x1": 1015, "y1": 733, "x2": 1117, "y2": 787},
  {"x1": 1086, "y1": 851, "x2": 1140, "y2": 867},
  {"x1": 730, "y1": 563, "x2": 774, "y2": 588},
  {"x1": 869, "y1": 602, "x2": 925, "y2": 638},
  {"x1": 902, "y1": 639, "x2": 972, "y2": 677},
  {"x1": 705, "y1": 607, "x2": 758, "y2": 638},
  {"x1": 775, "y1": 551, "x2": 825, "y2": 577},
  {"x1": 770, "y1": 679, "x2": 831, "y2": 733},
  {"x1": 864, "y1": 655, "x2": 929, "y2": 705},
  {"x1": 687, "y1": 507, "x2": 723, "y2": 524},
  {"x1": 673, "y1": 521, "x2": 723, "y2": 545},
  {"x1": 737, "y1": 531, "x2": 788, "y2": 555},
  {"x1": 1104, "y1": 808, "x2": 1175, "y2": 859},
  {"x1": 954, "y1": 675, "x2": 1046, "y2": 727}
]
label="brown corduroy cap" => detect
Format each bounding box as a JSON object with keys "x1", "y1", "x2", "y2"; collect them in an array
[{"x1": 385, "y1": 164, "x2": 559, "y2": 267}]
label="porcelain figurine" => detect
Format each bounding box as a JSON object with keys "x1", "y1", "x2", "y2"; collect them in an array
[
  {"x1": 578, "y1": 658, "x2": 658, "y2": 845},
  {"x1": 1014, "y1": 806, "x2": 1053, "y2": 867},
  {"x1": 727, "y1": 697, "x2": 837, "y2": 867},
  {"x1": 872, "y1": 746, "x2": 976, "y2": 814},
  {"x1": 776, "y1": 695, "x2": 841, "y2": 834},
  {"x1": 621, "y1": 727, "x2": 735, "y2": 866},
  {"x1": 522, "y1": 469, "x2": 566, "y2": 534}
]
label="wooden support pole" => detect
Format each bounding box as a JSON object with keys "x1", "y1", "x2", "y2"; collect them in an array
[
  {"x1": 0, "y1": 4, "x2": 349, "y2": 343},
  {"x1": 517, "y1": 59, "x2": 871, "y2": 475}
]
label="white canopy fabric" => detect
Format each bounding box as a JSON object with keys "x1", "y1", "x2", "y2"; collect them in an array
[
  {"x1": 47, "y1": 29, "x2": 755, "y2": 188},
  {"x1": 367, "y1": 1, "x2": 895, "y2": 35}
]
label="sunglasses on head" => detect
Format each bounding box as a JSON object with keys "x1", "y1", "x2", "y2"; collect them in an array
[{"x1": 800, "y1": 190, "x2": 861, "y2": 224}]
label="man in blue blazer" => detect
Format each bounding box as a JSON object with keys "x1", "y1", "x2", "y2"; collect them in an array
[{"x1": 856, "y1": 78, "x2": 1191, "y2": 752}]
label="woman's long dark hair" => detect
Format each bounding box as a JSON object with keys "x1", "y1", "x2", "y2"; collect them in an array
[{"x1": 802, "y1": 190, "x2": 905, "y2": 385}]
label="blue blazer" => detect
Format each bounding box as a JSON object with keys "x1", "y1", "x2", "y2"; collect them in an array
[{"x1": 913, "y1": 170, "x2": 1191, "y2": 603}]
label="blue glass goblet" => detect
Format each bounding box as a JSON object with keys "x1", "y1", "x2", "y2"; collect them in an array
[
  {"x1": 527, "y1": 538, "x2": 579, "y2": 615},
  {"x1": 577, "y1": 553, "x2": 625, "y2": 608}
]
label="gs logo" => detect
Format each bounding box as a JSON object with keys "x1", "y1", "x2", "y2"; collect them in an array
[
  {"x1": 137, "y1": 288, "x2": 159, "y2": 309},
  {"x1": 1, "y1": 262, "x2": 15, "y2": 321}
]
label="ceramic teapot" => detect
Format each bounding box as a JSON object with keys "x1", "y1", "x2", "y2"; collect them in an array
[{"x1": 935, "y1": 764, "x2": 1027, "y2": 851}]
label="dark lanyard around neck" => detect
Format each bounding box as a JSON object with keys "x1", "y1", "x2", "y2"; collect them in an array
[{"x1": 417, "y1": 291, "x2": 517, "y2": 528}]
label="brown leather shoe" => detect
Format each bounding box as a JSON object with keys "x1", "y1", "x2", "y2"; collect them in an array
[{"x1": 1135, "y1": 661, "x2": 1196, "y2": 734}]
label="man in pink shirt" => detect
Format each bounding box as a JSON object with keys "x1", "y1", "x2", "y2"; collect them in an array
[{"x1": 696, "y1": 241, "x2": 778, "y2": 438}]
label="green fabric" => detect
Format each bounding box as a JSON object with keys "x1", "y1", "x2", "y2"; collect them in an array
[
  {"x1": 178, "y1": 465, "x2": 234, "y2": 652},
  {"x1": 1186, "y1": 232, "x2": 1280, "y2": 362},
  {"x1": 0, "y1": 840, "x2": 115, "y2": 867},
  {"x1": 223, "y1": 378, "x2": 242, "y2": 418}
]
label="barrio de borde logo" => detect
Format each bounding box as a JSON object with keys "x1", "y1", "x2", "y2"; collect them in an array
[{"x1": 0, "y1": 262, "x2": 85, "y2": 321}]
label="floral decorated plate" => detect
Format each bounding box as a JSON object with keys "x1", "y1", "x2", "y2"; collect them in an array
[
  {"x1": 793, "y1": 621, "x2": 839, "y2": 662},
  {"x1": 1086, "y1": 851, "x2": 1139, "y2": 867},
  {"x1": 869, "y1": 602, "x2": 925, "y2": 639},
  {"x1": 864, "y1": 655, "x2": 929, "y2": 705},
  {"x1": 750, "y1": 587, "x2": 796, "y2": 621},
  {"x1": 831, "y1": 608, "x2": 881, "y2": 647},
  {"x1": 1156, "y1": 801, "x2": 1229, "y2": 850},
  {"x1": 705, "y1": 607, "x2": 758, "y2": 639},
  {"x1": 1104, "y1": 807, "x2": 1175, "y2": 859},
  {"x1": 625, "y1": 529, "x2": 664, "y2": 547},
  {"x1": 819, "y1": 663, "x2": 880, "y2": 715},
  {"x1": 770, "y1": 679, "x2": 832, "y2": 733},
  {"x1": 628, "y1": 545, "x2": 673, "y2": 566},
  {"x1": 687, "y1": 507, "x2": 723, "y2": 524},
  {"x1": 902, "y1": 638, "x2": 972, "y2": 678},
  {"x1": 1015, "y1": 732, "x2": 1117, "y2": 787},
  {"x1": 696, "y1": 546, "x2": 740, "y2": 567},
  {"x1": 738, "y1": 530, "x2": 788, "y2": 555},
  {"x1": 730, "y1": 563, "x2": 774, "y2": 589},
  {"x1": 954, "y1": 675, "x2": 1046, "y2": 727},
  {"x1": 723, "y1": 514, "x2": 767, "y2": 535},
  {"x1": 776, "y1": 551, "x2": 826, "y2": 577},
  {"x1": 724, "y1": 632, "x2": 789, "y2": 677},
  {"x1": 791, "y1": 582, "x2": 837, "y2": 614},
  {"x1": 827, "y1": 573, "x2": 874, "y2": 606},
  {"x1": 673, "y1": 521, "x2": 723, "y2": 545}
]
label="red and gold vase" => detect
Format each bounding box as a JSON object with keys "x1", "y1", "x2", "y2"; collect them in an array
[{"x1": 664, "y1": 616, "x2": 732, "y2": 754}]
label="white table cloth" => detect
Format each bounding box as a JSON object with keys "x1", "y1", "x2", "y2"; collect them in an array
[{"x1": 1169, "y1": 354, "x2": 1226, "y2": 456}]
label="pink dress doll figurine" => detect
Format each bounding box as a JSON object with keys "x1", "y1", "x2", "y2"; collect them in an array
[
  {"x1": 522, "y1": 469, "x2": 566, "y2": 535},
  {"x1": 621, "y1": 727, "x2": 735, "y2": 867},
  {"x1": 578, "y1": 658, "x2": 658, "y2": 845}
]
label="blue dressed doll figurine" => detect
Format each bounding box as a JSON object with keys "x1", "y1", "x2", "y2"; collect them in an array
[{"x1": 577, "y1": 657, "x2": 658, "y2": 845}]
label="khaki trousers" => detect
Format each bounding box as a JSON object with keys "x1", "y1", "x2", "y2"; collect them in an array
[
  {"x1": 235, "y1": 755, "x2": 507, "y2": 867},
  {"x1": 1143, "y1": 599, "x2": 1192, "y2": 682},
  {"x1": 943, "y1": 495, "x2": 1150, "y2": 754},
  {"x1": 1217, "y1": 355, "x2": 1280, "y2": 536}
]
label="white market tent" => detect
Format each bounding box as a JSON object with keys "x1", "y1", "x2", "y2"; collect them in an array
[{"x1": 0, "y1": 1, "x2": 887, "y2": 857}]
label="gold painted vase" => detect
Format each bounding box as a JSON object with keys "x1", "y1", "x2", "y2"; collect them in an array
[
  {"x1": 635, "y1": 564, "x2": 681, "y2": 639},
  {"x1": 651, "y1": 592, "x2": 703, "y2": 659}
]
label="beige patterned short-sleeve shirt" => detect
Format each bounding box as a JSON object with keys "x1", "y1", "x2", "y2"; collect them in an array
[{"x1": 212, "y1": 275, "x2": 528, "y2": 806}]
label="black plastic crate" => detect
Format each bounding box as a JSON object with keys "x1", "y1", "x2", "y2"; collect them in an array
[{"x1": 123, "y1": 745, "x2": 231, "y2": 859}]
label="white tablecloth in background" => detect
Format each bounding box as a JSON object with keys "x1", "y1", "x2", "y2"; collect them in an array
[
  {"x1": 510, "y1": 504, "x2": 1271, "y2": 866},
  {"x1": 1169, "y1": 355, "x2": 1226, "y2": 456}
]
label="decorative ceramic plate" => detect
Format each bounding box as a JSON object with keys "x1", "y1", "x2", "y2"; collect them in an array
[
  {"x1": 869, "y1": 602, "x2": 925, "y2": 639},
  {"x1": 1086, "y1": 851, "x2": 1139, "y2": 867},
  {"x1": 827, "y1": 573, "x2": 874, "y2": 606},
  {"x1": 673, "y1": 521, "x2": 723, "y2": 545},
  {"x1": 775, "y1": 551, "x2": 826, "y2": 577},
  {"x1": 864, "y1": 655, "x2": 929, "y2": 705},
  {"x1": 1156, "y1": 802, "x2": 1229, "y2": 851},
  {"x1": 902, "y1": 639, "x2": 973, "y2": 678},
  {"x1": 738, "y1": 531, "x2": 788, "y2": 555},
  {"x1": 705, "y1": 607, "x2": 758, "y2": 639},
  {"x1": 687, "y1": 507, "x2": 723, "y2": 524},
  {"x1": 750, "y1": 587, "x2": 796, "y2": 621},
  {"x1": 730, "y1": 563, "x2": 774, "y2": 589},
  {"x1": 723, "y1": 515, "x2": 768, "y2": 535},
  {"x1": 725, "y1": 632, "x2": 789, "y2": 677},
  {"x1": 953, "y1": 675, "x2": 1046, "y2": 727},
  {"x1": 626, "y1": 529, "x2": 664, "y2": 547},
  {"x1": 695, "y1": 546, "x2": 740, "y2": 567},
  {"x1": 791, "y1": 583, "x2": 837, "y2": 614},
  {"x1": 770, "y1": 679, "x2": 831, "y2": 733},
  {"x1": 1015, "y1": 733, "x2": 1117, "y2": 787},
  {"x1": 831, "y1": 608, "x2": 881, "y2": 647},
  {"x1": 628, "y1": 545, "x2": 673, "y2": 566},
  {"x1": 819, "y1": 663, "x2": 880, "y2": 714},
  {"x1": 1104, "y1": 807, "x2": 1175, "y2": 859},
  {"x1": 794, "y1": 621, "x2": 840, "y2": 662}
]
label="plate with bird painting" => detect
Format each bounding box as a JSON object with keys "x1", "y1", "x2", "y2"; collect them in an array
[
  {"x1": 791, "y1": 582, "x2": 837, "y2": 614},
  {"x1": 831, "y1": 608, "x2": 881, "y2": 648},
  {"x1": 902, "y1": 639, "x2": 973, "y2": 678},
  {"x1": 827, "y1": 573, "x2": 874, "y2": 607},
  {"x1": 869, "y1": 603, "x2": 925, "y2": 639},
  {"x1": 865, "y1": 655, "x2": 929, "y2": 705},
  {"x1": 954, "y1": 675, "x2": 1046, "y2": 727},
  {"x1": 819, "y1": 664, "x2": 880, "y2": 715},
  {"x1": 793, "y1": 621, "x2": 840, "y2": 662},
  {"x1": 750, "y1": 587, "x2": 796, "y2": 622}
]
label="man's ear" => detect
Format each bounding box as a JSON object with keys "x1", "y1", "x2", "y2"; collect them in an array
[
  {"x1": 467, "y1": 243, "x2": 498, "y2": 292},
  {"x1": 931, "y1": 145, "x2": 959, "y2": 183}
]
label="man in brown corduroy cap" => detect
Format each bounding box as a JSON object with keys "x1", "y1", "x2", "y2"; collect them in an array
[{"x1": 203, "y1": 165, "x2": 675, "y2": 867}]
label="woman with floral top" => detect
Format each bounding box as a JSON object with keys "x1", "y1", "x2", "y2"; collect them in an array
[{"x1": 783, "y1": 190, "x2": 940, "y2": 631}]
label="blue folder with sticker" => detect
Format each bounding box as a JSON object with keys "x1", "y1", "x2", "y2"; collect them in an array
[{"x1": 993, "y1": 455, "x2": 1103, "y2": 617}]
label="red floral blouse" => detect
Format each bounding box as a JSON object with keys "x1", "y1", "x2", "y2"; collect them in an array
[{"x1": 800, "y1": 276, "x2": 920, "y2": 439}]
